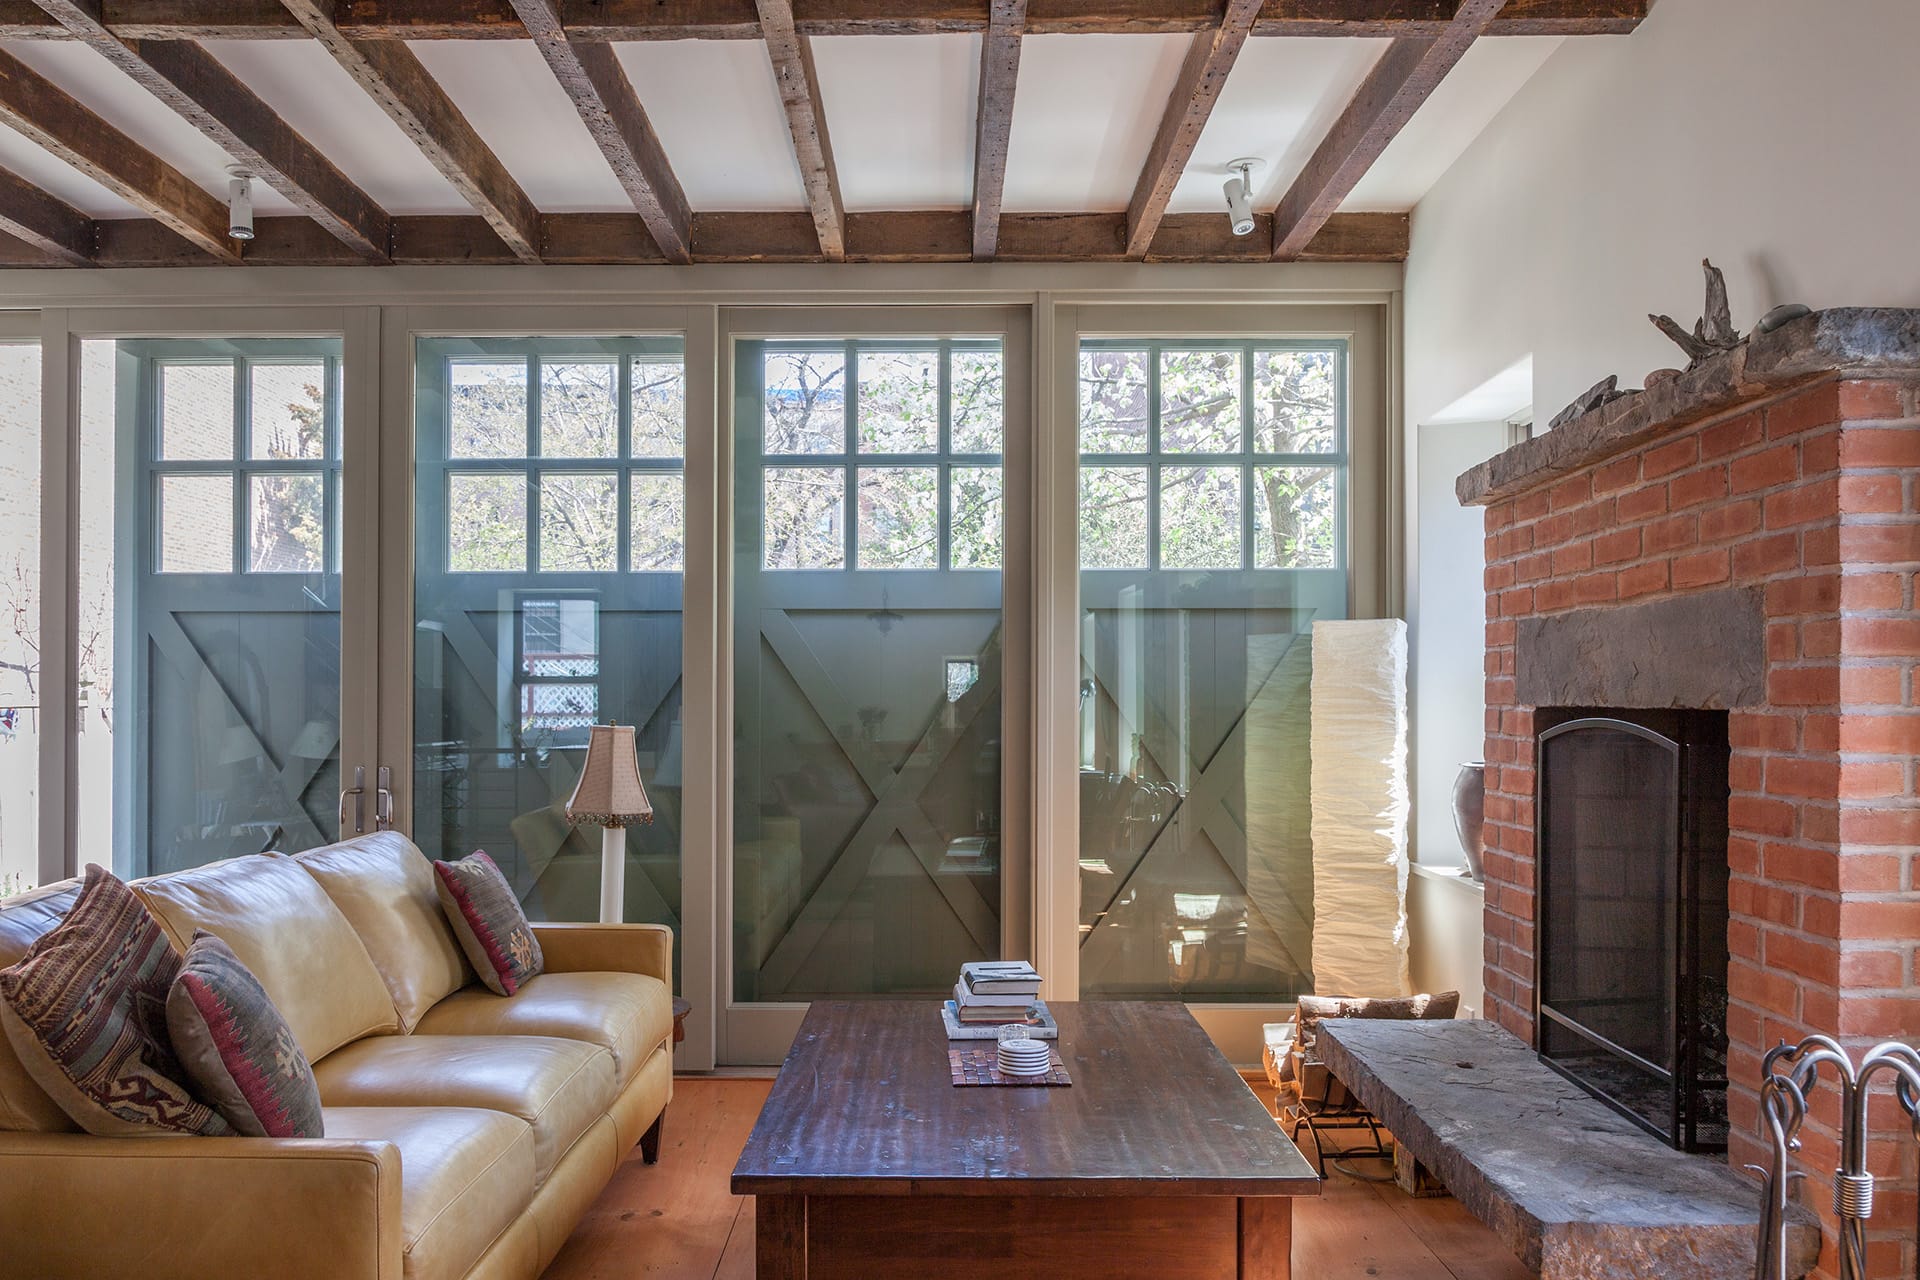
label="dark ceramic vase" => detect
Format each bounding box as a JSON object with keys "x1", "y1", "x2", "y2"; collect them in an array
[{"x1": 1451, "y1": 762, "x2": 1487, "y2": 882}]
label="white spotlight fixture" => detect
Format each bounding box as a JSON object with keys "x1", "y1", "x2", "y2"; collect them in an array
[
  {"x1": 1223, "y1": 157, "x2": 1262, "y2": 237},
  {"x1": 226, "y1": 166, "x2": 254, "y2": 242}
]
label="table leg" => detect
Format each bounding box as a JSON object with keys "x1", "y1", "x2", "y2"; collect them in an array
[
  {"x1": 756, "y1": 1194, "x2": 807, "y2": 1279},
  {"x1": 1238, "y1": 1197, "x2": 1292, "y2": 1279}
]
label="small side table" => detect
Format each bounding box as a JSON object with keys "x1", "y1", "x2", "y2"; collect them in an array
[{"x1": 672, "y1": 996, "x2": 691, "y2": 1045}]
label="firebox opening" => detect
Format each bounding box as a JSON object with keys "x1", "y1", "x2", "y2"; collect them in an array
[{"x1": 1534, "y1": 707, "x2": 1731, "y2": 1153}]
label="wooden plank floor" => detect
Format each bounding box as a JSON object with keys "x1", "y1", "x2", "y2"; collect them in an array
[{"x1": 542, "y1": 1076, "x2": 1534, "y2": 1280}]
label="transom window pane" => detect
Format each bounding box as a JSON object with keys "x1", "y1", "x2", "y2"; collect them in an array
[
  {"x1": 539, "y1": 472, "x2": 618, "y2": 571},
  {"x1": 449, "y1": 473, "x2": 527, "y2": 572},
  {"x1": 950, "y1": 351, "x2": 1004, "y2": 453},
  {"x1": 1160, "y1": 465, "x2": 1241, "y2": 569},
  {"x1": 764, "y1": 466, "x2": 845, "y2": 568},
  {"x1": 857, "y1": 466, "x2": 938, "y2": 569},
  {"x1": 857, "y1": 350, "x2": 939, "y2": 453},
  {"x1": 631, "y1": 473, "x2": 686, "y2": 571},
  {"x1": 157, "y1": 474, "x2": 233, "y2": 572},
  {"x1": 540, "y1": 360, "x2": 618, "y2": 458},
  {"x1": 1079, "y1": 465, "x2": 1148, "y2": 569},
  {"x1": 1159, "y1": 349, "x2": 1242, "y2": 453},
  {"x1": 1078, "y1": 350, "x2": 1149, "y2": 453},
  {"x1": 632, "y1": 359, "x2": 686, "y2": 458},
  {"x1": 449, "y1": 360, "x2": 528, "y2": 458},
  {"x1": 950, "y1": 466, "x2": 1002, "y2": 569},
  {"x1": 248, "y1": 472, "x2": 325, "y2": 573},
  {"x1": 158, "y1": 363, "x2": 233, "y2": 461},
  {"x1": 765, "y1": 350, "x2": 845, "y2": 455},
  {"x1": 1253, "y1": 350, "x2": 1338, "y2": 454},
  {"x1": 1255, "y1": 466, "x2": 1338, "y2": 567},
  {"x1": 248, "y1": 363, "x2": 327, "y2": 460}
]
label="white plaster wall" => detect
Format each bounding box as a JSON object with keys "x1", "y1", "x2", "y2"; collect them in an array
[
  {"x1": 1409, "y1": 869, "x2": 1485, "y2": 1017},
  {"x1": 1405, "y1": 0, "x2": 1920, "y2": 429}
]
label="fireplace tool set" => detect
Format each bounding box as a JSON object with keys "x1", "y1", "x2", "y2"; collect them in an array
[{"x1": 1752, "y1": 1036, "x2": 1920, "y2": 1280}]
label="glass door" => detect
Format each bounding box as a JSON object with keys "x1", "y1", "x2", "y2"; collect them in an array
[
  {"x1": 410, "y1": 336, "x2": 689, "y2": 978},
  {"x1": 724, "y1": 312, "x2": 1030, "y2": 1063},
  {"x1": 74, "y1": 333, "x2": 358, "y2": 877}
]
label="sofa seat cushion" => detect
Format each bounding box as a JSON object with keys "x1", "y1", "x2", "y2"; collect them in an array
[
  {"x1": 411, "y1": 972, "x2": 671, "y2": 1085},
  {"x1": 323, "y1": 1105, "x2": 534, "y2": 1280},
  {"x1": 313, "y1": 1035, "x2": 613, "y2": 1186},
  {"x1": 296, "y1": 834, "x2": 471, "y2": 1033},
  {"x1": 134, "y1": 854, "x2": 400, "y2": 1063}
]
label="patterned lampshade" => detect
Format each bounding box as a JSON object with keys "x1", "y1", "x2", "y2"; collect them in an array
[{"x1": 566, "y1": 724, "x2": 654, "y2": 829}]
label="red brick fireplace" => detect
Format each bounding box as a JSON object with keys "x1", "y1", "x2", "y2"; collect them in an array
[{"x1": 1458, "y1": 310, "x2": 1920, "y2": 1278}]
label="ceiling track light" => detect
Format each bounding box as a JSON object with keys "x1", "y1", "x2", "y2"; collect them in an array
[
  {"x1": 1223, "y1": 157, "x2": 1262, "y2": 238},
  {"x1": 226, "y1": 165, "x2": 254, "y2": 242}
]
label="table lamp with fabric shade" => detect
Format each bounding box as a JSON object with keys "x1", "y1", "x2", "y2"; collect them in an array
[{"x1": 565, "y1": 723, "x2": 653, "y2": 923}]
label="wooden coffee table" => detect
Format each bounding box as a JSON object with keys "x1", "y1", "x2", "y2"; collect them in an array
[{"x1": 731, "y1": 1000, "x2": 1320, "y2": 1279}]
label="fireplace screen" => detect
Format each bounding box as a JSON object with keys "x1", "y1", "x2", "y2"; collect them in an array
[{"x1": 1536, "y1": 709, "x2": 1730, "y2": 1152}]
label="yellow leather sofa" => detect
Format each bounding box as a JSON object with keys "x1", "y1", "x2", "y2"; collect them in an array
[{"x1": 0, "y1": 832, "x2": 675, "y2": 1280}]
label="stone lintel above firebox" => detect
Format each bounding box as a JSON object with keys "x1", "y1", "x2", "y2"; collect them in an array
[
  {"x1": 1455, "y1": 307, "x2": 1920, "y2": 507},
  {"x1": 1515, "y1": 587, "x2": 1766, "y2": 709}
]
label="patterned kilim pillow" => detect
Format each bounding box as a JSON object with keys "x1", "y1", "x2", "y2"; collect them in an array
[
  {"x1": 432, "y1": 851, "x2": 543, "y2": 996},
  {"x1": 167, "y1": 930, "x2": 324, "y2": 1139},
  {"x1": 0, "y1": 865, "x2": 231, "y2": 1137}
]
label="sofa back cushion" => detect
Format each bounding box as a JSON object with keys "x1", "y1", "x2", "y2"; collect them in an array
[
  {"x1": 0, "y1": 880, "x2": 84, "y2": 1131},
  {"x1": 135, "y1": 855, "x2": 399, "y2": 1062},
  {"x1": 296, "y1": 833, "x2": 470, "y2": 1031}
]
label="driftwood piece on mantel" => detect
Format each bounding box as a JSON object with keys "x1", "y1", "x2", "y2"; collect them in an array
[{"x1": 1455, "y1": 308, "x2": 1920, "y2": 507}]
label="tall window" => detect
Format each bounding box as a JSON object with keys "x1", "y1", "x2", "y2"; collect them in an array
[
  {"x1": 0, "y1": 344, "x2": 39, "y2": 895},
  {"x1": 413, "y1": 337, "x2": 687, "y2": 976},
  {"x1": 1076, "y1": 338, "x2": 1348, "y2": 1003},
  {"x1": 732, "y1": 337, "x2": 1007, "y2": 1003}
]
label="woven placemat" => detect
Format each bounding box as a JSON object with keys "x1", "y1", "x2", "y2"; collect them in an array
[{"x1": 948, "y1": 1046, "x2": 1072, "y2": 1086}]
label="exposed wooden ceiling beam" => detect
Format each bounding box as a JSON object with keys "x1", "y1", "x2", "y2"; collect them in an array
[
  {"x1": 1124, "y1": 0, "x2": 1261, "y2": 260},
  {"x1": 0, "y1": 0, "x2": 1648, "y2": 40},
  {"x1": 29, "y1": 0, "x2": 391, "y2": 260},
  {"x1": 279, "y1": 0, "x2": 540, "y2": 262},
  {"x1": 0, "y1": 166, "x2": 92, "y2": 265},
  {"x1": 755, "y1": 0, "x2": 844, "y2": 260},
  {"x1": 509, "y1": 0, "x2": 691, "y2": 263},
  {"x1": 45, "y1": 209, "x2": 1406, "y2": 268},
  {"x1": 1270, "y1": 0, "x2": 1506, "y2": 261},
  {"x1": 0, "y1": 47, "x2": 236, "y2": 259},
  {"x1": 970, "y1": 0, "x2": 1024, "y2": 260}
]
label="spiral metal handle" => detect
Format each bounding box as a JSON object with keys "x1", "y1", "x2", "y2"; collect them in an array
[{"x1": 1832, "y1": 1170, "x2": 1874, "y2": 1219}]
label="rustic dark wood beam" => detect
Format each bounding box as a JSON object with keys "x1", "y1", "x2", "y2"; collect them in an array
[
  {"x1": 28, "y1": 1, "x2": 391, "y2": 259},
  {"x1": 0, "y1": 166, "x2": 93, "y2": 265},
  {"x1": 969, "y1": 0, "x2": 1024, "y2": 260},
  {"x1": 509, "y1": 0, "x2": 693, "y2": 263},
  {"x1": 0, "y1": 47, "x2": 236, "y2": 259},
  {"x1": 754, "y1": 0, "x2": 844, "y2": 260},
  {"x1": 59, "y1": 209, "x2": 1406, "y2": 267},
  {"x1": 279, "y1": 0, "x2": 539, "y2": 261},
  {"x1": 1270, "y1": 0, "x2": 1505, "y2": 261},
  {"x1": 1124, "y1": 0, "x2": 1261, "y2": 260},
  {"x1": 0, "y1": 0, "x2": 1647, "y2": 39}
]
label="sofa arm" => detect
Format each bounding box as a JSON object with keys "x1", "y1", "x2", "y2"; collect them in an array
[
  {"x1": 0, "y1": 1130, "x2": 403, "y2": 1280},
  {"x1": 533, "y1": 921, "x2": 673, "y2": 985}
]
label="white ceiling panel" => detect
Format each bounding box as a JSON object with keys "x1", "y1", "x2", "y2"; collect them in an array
[
  {"x1": 203, "y1": 39, "x2": 469, "y2": 215},
  {"x1": 1344, "y1": 36, "x2": 1563, "y2": 211},
  {"x1": 1001, "y1": 35, "x2": 1189, "y2": 213},
  {"x1": 811, "y1": 35, "x2": 978, "y2": 212},
  {"x1": 410, "y1": 40, "x2": 631, "y2": 212},
  {"x1": 1168, "y1": 37, "x2": 1388, "y2": 215},
  {"x1": 1, "y1": 39, "x2": 299, "y2": 216},
  {"x1": 613, "y1": 41, "x2": 806, "y2": 211},
  {"x1": 0, "y1": 125, "x2": 137, "y2": 218}
]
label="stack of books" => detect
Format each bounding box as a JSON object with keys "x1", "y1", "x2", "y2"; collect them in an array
[{"x1": 942, "y1": 961, "x2": 1058, "y2": 1040}]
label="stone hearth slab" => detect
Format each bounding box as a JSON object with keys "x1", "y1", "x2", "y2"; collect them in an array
[{"x1": 1317, "y1": 1019, "x2": 1820, "y2": 1279}]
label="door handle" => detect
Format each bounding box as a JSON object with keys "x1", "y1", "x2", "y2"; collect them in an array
[
  {"x1": 338, "y1": 765, "x2": 366, "y2": 835},
  {"x1": 374, "y1": 765, "x2": 395, "y2": 831}
]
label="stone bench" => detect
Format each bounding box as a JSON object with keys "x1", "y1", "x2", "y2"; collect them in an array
[{"x1": 1317, "y1": 1019, "x2": 1820, "y2": 1279}]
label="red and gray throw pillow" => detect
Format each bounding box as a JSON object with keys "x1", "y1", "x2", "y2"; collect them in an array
[
  {"x1": 167, "y1": 930, "x2": 323, "y2": 1139},
  {"x1": 0, "y1": 865, "x2": 231, "y2": 1137},
  {"x1": 432, "y1": 851, "x2": 543, "y2": 996}
]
